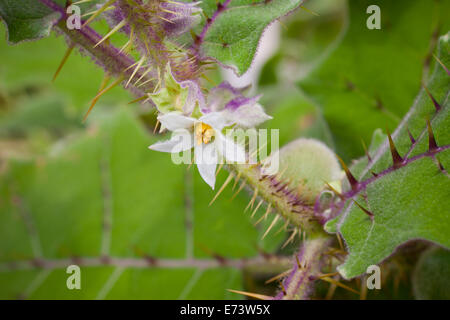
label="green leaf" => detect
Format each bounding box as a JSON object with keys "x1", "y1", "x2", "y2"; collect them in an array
[
  {"x1": 0, "y1": 0, "x2": 65, "y2": 44},
  {"x1": 200, "y1": 0, "x2": 304, "y2": 75},
  {"x1": 324, "y1": 33, "x2": 450, "y2": 279},
  {"x1": 413, "y1": 246, "x2": 450, "y2": 300},
  {"x1": 299, "y1": 0, "x2": 450, "y2": 160},
  {"x1": 0, "y1": 107, "x2": 287, "y2": 299}
]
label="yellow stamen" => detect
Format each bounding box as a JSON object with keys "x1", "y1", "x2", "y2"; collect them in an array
[{"x1": 195, "y1": 123, "x2": 214, "y2": 145}]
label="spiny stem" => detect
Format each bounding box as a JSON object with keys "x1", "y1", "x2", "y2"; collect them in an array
[
  {"x1": 229, "y1": 163, "x2": 322, "y2": 234},
  {"x1": 38, "y1": 0, "x2": 157, "y2": 97},
  {"x1": 274, "y1": 236, "x2": 331, "y2": 300}
]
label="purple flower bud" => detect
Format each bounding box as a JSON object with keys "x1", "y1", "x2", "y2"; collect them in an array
[{"x1": 160, "y1": 1, "x2": 202, "y2": 37}]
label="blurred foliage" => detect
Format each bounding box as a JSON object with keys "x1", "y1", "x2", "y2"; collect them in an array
[
  {"x1": 0, "y1": 0, "x2": 448, "y2": 299},
  {"x1": 413, "y1": 246, "x2": 450, "y2": 300},
  {"x1": 299, "y1": 0, "x2": 450, "y2": 161}
]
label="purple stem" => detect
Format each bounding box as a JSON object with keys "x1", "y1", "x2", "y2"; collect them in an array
[
  {"x1": 315, "y1": 143, "x2": 450, "y2": 222},
  {"x1": 37, "y1": 0, "x2": 155, "y2": 96},
  {"x1": 195, "y1": 0, "x2": 231, "y2": 47},
  {"x1": 274, "y1": 237, "x2": 330, "y2": 300}
]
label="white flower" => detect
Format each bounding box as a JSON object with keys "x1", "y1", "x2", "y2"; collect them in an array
[
  {"x1": 149, "y1": 112, "x2": 246, "y2": 189},
  {"x1": 203, "y1": 82, "x2": 272, "y2": 128}
]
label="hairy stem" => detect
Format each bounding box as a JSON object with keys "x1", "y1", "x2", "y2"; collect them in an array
[
  {"x1": 39, "y1": 0, "x2": 156, "y2": 97},
  {"x1": 274, "y1": 236, "x2": 331, "y2": 300},
  {"x1": 229, "y1": 164, "x2": 322, "y2": 234}
]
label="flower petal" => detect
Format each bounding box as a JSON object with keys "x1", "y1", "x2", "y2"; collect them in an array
[
  {"x1": 182, "y1": 80, "x2": 205, "y2": 115},
  {"x1": 195, "y1": 143, "x2": 218, "y2": 189},
  {"x1": 223, "y1": 102, "x2": 272, "y2": 128},
  {"x1": 216, "y1": 133, "x2": 246, "y2": 163},
  {"x1": 158, "y1": 112, "x2": 196, "y2": 131},
  {"x1": 160, "y1": 1, "x2": 202, "y2": 37},
  {"x1": 199, "y1": 112, "x2": 231, "y2": 131},
  {"x1": 205, "y1": 82, "x2": 240, "y2": 113},
  {"x1": 149, "y1": 130, "x2": 193, "y2": 153},
  {"x1": 203, "y1": 82, "x2": 272, "y2": 128}
]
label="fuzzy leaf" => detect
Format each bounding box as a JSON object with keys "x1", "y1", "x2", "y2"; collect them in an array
[
  {"x1": 0, "y1": 0, "x2": 66, "y2": 44},
  {"x1": 325, "y1": 33, "x2": 450, "y2": 279},
  {"x1": 199, "y1": 0, "x2": 304, "y2": 75},
  {"x1": 299, "y1": 0, "x2": 450, "y2": 160},
  {"x1": 0, "y1": 108, "x2": 288, "y2": 299}
]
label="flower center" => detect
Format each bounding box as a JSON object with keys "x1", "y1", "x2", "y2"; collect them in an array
[{"x1": 195, "y1": 122, "x2": 215, "y2": 145}]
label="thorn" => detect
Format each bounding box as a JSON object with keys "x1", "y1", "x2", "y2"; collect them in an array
[
  {"x1": 232, "y1": 172, "x2": 241, "y2": 190},
  {"x1": 319, "y1": 277, "x2": 359, "y2": 295},
  {"x1": 423, "y1": 85, "x2": 441, "y2": 112},
  {"x1": 230, "y1": 181, "x2": 246, "y2": 201},
  {"x1": 125, "y1": 56, "x2": 145, "y2": 87},
  {"x1": 137, "y1": 78, "x2": 155, "y2": 89},
  {"x1": 190, "y1": 30, "x2": 199, "y2": 43},
  {"x1": 295, "y1": 255, "x2": 302, "y2": 269},
  {"x1": 281, "y1": 228, "x2": 297, "y2": 249},
  {"x1": 83, "y1": 74, "x2": 123, "y2": 122},
  {"x1": 279, "y1": 282, "x2": 287, "y2": 295},
  {"x1": 407, "y1": 127, "x2": 416, "y2": 144},
  {"x1": 244, "y1": 188, "x2": 258, "y2": 212},
  {"x1": 325, "y1": 182, "x2": 344, "y2": 200},
  {"x1": 157, "y1": 15, "x2": 174, "y2": 24},
  {"x1": 215, "y1": 163, "x2": 224, "y2": 177},
  {"x1": 95, "y1": 20, "x2": 127, "y2": 48},
  {"x1": 128, "y1": 95, "x2": 147, "y2": 105},
  {"x1": 387, "y1": 131, "x2": 404, "y2": 168},
  {"x1": 275, "y1": 183, "x2": 288, "y2": 193},
  {"x1": 426, "y1": 119, "x2": 438, "y2": 151},
  {"x1": 336, "y1": 233, "x2": 344, "y2": 251},
  {"x1": 251, "y1": 199, "x2": 264, "y2": 218},
  {"x1": 336, "y1": 155, "x2": 358, "y2": 191},
  {"x1": 317, "y1": 272, "x2": 340, "y2": 279},
  {"x1": 212, "y1": 254, "x2": 227, "y2": 265},
  {"x1": 262, "y1": 215, "x2": 280, "y2": 239},
  {"x1": 250, "y1": 141, "x2": 267, "y2": 159},
  {"x1": 353, "y1": 200, "x2": 374, "y2": 220},
  {"x1": 254, "y1": 204, "x2": 271, "y2": 226},
  {"x1": 265, "y1": 269, "x2": 293, "y2": 284},
  {"x1": 153, "y1": 120, "x2": 160, "y2": 134},
  {"x1": 276, "y1": 167, "x2": 288, "y2": 182},
  {"x1": 209, "y1": 174, "x2": 233, "y2": 206},
  {"x1": 370, "y1": 171, "x2": 378, "y2": 177},
  {"x1": 433, "y1": 53, "x2": 450, "y2": 76},
  {"x1": 300, "y1": 5, "x2": 319, "y2": 16},
  {"x1": 256, "y1": 246, "x2": 272, "y2": 260},
  {"x1": 436, "y1": 158, "x2": 445, "y2": 171},
  {"x1": 124, "y1": 60, "x2": 140, "y2": 72},
  {"x1": 226, "y1": 289, "x2": 271, "y2": 300},
  {"x1": 133, "y1": 67, "x2": 153, "y2": 86},
  {"x1": 325, "y1": 278, "x2": 338, "y2": 300},
  {"x1": 52, "y1": 45, "x2": 74, "y2": 82},
  {"x1": 361, "y1": 139, "x2": 371, "y2": 162},
  {"x1": 82, "y1": 0, "x2": 116, "y2": 27},
  {"x1": 274, "y1": 220, "x2": 289, "y2": 236}
]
